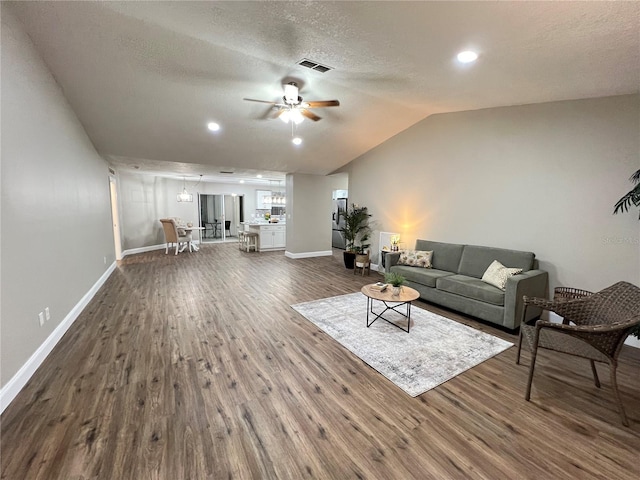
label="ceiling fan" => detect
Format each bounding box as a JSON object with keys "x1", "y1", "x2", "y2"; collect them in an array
[{"x1": 243, "y1": 82, "x2": 339, "y2": 123}]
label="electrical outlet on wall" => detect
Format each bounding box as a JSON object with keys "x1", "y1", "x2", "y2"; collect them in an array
[
  {"x1": 45, "y1": 307, "x2": 50, "y2": 321},
  {"x1": 104, "y1": 256, "x2": 107, "y2": 265},
  {"x1": 38, "y1": 312, "x2": 45, "y2": 327}
]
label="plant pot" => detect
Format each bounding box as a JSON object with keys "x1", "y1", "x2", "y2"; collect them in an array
[
  {"x1": 343, "y1": 251, "x2": 356, "y2": 269},
  {"x1": 392, "y1": 286, "x2": 402, "y2": 296}
]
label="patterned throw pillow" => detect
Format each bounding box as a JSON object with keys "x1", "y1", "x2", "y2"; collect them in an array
[
  {"x1": 397, "y1": 250, "x2": 433, "y2": 268},
  {"x1": 481, "y1": 260, "x2": 523, "y2": 290}
]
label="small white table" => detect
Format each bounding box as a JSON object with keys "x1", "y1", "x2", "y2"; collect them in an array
[{"x1": 178, "y1": 226, "x2": 204, "y2": 252}]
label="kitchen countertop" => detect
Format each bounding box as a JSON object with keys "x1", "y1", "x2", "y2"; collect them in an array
[{"x1": 242, "y1": 222, "x2": 286, "y2": 226}]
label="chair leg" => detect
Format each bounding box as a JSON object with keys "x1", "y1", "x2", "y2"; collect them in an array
[
  {"x1": 590, "y1": 360, "x2": 601, "y2": 388},
  {"x1": 516, "y1": 329, "x2": 524, "y2": 365},
  {"x1": 165, "y1": 243, "x2": 169, "y2": 254},
  {"x1": 525, "y1": 330, "x2": 541, "y2": 401},
  {"x1": 174, "y1": 243, "x2": 179, "y2": 255},
  {"x1": 609, "y1": 362, "x2": 629, "y2": 427}
]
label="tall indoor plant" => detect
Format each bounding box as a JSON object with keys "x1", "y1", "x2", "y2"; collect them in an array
[
  {"x1": 613, "y1": 169, "x2": 640, "y2": 220},
  {"x1": 613, "y1": 168, "x2": 640, "y2": 341},
  {"x1": 339, "y1": 203, "x2": 372, "y2": 269}
]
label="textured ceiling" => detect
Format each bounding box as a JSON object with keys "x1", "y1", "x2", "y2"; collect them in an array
[{"x1": 7, "y1": 1, "x2": 640, "y2": 183}]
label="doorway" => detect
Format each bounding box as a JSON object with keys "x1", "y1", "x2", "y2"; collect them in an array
[
  {"x1": 109, "y1": 176, "x2": 122, "y2": 260},
  {"x1": 199, "y1": 193, "x2": 243, "y2": 243}
]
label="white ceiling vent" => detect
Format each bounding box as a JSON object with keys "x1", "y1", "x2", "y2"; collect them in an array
[{"x1": 297, "y1": 58, "x2": 333, "y2": 73}]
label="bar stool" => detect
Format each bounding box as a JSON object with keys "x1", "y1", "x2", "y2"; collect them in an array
[
  {"x1": 243, "y1": 232, "x2": 259, "y2": 252},
  {"x1": 237, "y1": 231, "x2": 246, "y2": 250}
]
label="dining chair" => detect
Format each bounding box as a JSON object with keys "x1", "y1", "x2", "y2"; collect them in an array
[
  {"x1": 516, "y1": 281, "x2": 640, "y2": 426},
  {"x1": 159, "y1": 218, "x2": 192, "y2": 255}
]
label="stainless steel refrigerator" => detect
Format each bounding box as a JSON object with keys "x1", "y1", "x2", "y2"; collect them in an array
[{"x1": 331, "y1": 197, "x2": 347, "y2": 249}]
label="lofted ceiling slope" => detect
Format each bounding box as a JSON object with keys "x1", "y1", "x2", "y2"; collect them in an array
[{"x1": 6, "y1": 1, "x2": 639, "y2": 183}]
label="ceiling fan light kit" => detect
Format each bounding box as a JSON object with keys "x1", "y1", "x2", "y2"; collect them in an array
[
  {"x1": 244, "y1": 81, "x2": 340, "y2": 130},
  {"x1": 283, "y1": 82, "x2": 300, "y2": 104}
]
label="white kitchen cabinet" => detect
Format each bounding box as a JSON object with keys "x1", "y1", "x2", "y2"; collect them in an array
[
  {"x1": 258, "y1": 225, "x2": 286, "y2": 250},
  {"x1": 246, "y1": 224, "x2": 286, "y2": 251},
  {"x1": 256, "y1": 190, "x2": 271, "y2": 209}
]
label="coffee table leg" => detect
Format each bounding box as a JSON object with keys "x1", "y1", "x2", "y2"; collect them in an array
[
  {"x1": 366, "y1": 297, "x2": 376, "y2": 327},
  {"x1": 366, "y1": 298, "x2": 411, "y2": 333}
]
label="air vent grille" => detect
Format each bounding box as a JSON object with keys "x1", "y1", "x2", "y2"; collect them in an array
[
  {"x1": 297, "y1": 58, "x2": 333, "y2": 73},
  {"x1": 219, "y1": 171, "x2": 234, "y2": 174}
]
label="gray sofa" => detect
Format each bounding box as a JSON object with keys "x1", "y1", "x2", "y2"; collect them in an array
[{"x1": 384, "y1": 240, "x2": 548, "y2": 330}]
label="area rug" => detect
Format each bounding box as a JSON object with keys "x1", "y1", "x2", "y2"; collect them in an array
[{"x1": 291, "y1": 293, "x2": 513, "y2": 397}]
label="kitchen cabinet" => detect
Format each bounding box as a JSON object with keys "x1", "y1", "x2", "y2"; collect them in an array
[
  {"x1": 256, "y1": 190, "x2": 271, "y2": 209},
  {"x1": 246, "y1": 224, "x2": 286, "y2": 251}
]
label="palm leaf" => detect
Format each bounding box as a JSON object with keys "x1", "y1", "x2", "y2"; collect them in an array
[{"x1": 613, "y1": 170, "x2": 640, "y2": 219}]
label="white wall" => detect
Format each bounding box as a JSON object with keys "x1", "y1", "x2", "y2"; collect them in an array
[
  {"x1": 340, "y1": 95, "x2": 640, "y2": 294},
  {"x1": 286, "y1": 173, "x2": 335, "y2": 255},
  {"x1": 117, "y1": 171, "x2": 261, "y2": 250},
  {"x1": 1, "y1": 8, "x2": 114, "y2": 387}
]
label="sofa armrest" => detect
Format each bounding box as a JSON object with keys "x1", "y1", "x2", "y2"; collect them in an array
[
  {"x1": 503, "y1": 269, "x2": 549, "y2": 330},
  {"x1": 384, "y1": 252, "x2": 401, "y2": 273}
]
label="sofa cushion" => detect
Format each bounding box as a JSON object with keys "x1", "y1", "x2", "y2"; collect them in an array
[
  {"x1": 390, "y1": 265, "x2": 454, "y2": 288},
  {"x1": 481, "y1": 260, "x2": 523, "y2": 290},
  {"x1": 436, "y1": 274, "x2": 505, "y2": 306},
  {"x1": 415, "y1": 240, "x2": 465, "y2": 273},
  {"x1": 458, "y1": 245, "x2": 534, "y2": 278},
  {"x1": 398, "y1": 249, "x2": 433, "y2": 268}
]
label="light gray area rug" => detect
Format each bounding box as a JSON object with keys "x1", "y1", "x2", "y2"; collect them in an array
[{"x1": 291, "y1": 293, "x2": 513, "y2": 397}]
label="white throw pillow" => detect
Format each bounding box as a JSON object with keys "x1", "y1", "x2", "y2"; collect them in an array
[{"x1": 481, "y1": 260, "x2": 523, "y2": 290}]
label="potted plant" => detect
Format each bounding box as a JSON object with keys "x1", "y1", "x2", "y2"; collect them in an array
[
  {"x1": 613, "y1": 169, "x2": 640, "y2": 220},
  {"x1": 613, "y1": 169, "x2": 640, "y2": 342},
  {"x1": 339, "y1": 204, "x2": 372, "y2": 269},
  {"x1": 384, "y1": 271, "x2": 406, "y2": 296}
]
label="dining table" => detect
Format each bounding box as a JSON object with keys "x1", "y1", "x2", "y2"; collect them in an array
[{"x1": 178, "y1": 225, "x2": 204, "y2": 252}]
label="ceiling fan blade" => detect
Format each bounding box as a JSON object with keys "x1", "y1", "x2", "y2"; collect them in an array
[
  {"x1": 243, "y1": 98, "x2": 278, "y2": 104},
  {"x1": 305, "y1": 100, "x2": 340, "y2": 108},
  {"x1": 301, "y1": 109, "x2": 321, "y2": 122},
  {"x1": 271, "y1": 108, "x2": 286, "y2": 120}
]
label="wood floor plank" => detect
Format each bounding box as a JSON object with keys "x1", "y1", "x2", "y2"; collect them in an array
[{"x1": 2, "y1": 244, "x2": 639, "y2": 479}]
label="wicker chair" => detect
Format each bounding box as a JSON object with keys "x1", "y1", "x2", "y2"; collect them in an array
[{"x1": 516, "y1": 281, "x2": 640, "y2": 426}]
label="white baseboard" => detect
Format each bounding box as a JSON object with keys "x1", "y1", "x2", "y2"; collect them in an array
[
  {"x1": 0, "y1": 262, "x2": 117, "y2": 413},
  {"x1": 122, "y1": 244, "x2": 165, "y2": 257},
  {"x1": 285, "y1": 250, "x2": 333, "y2": 259},
  {"x1": 122, "y1": 240, "x2": 202, "y2": 258}
]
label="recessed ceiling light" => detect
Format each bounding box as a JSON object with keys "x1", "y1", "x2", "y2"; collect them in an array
[
  {"x1": 457, "y1": 51, "x2": 478, "y2": 64},
  {"x1": 257, "y1": 174, "x2": 262, "y2": 178},
  {"x1": 292, "y1": 137, "x2": 302, "y2": 146},
  {"x1": 207, "y1": 122, "x2": 220, "y2": 131},
  {"x1": 239, "y1": 180, "x2": 245, "y2": 184}
]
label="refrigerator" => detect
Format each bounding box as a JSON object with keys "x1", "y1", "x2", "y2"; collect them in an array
[{"x1": 331, "y1": 196, "x2": 347, "y2": 249}]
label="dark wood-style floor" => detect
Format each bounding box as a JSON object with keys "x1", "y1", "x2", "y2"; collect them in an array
[{"x1": 2, "y1": 244, "x2": 639, "y2": 479}]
